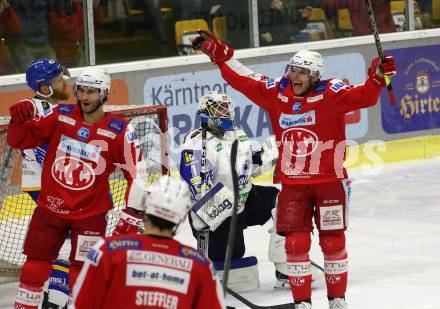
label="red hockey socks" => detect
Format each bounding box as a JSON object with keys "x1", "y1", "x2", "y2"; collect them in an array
[
  {"x1": 15, "y1": 284, "x2": 44, "y2": 309},
  {"x1": 285, "y1": 232, "x2": 312, "y2": 302},
  {"x1": 320, "y1": 232, "x2": 348, "y2": 298},
  {"x1": 15, "y1": 258, "x2": 53, "y2": 308}
]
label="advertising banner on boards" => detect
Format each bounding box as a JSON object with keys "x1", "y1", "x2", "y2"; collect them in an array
[{"x1": 381, "y1": 45, "x2": 440, "y2": 134}]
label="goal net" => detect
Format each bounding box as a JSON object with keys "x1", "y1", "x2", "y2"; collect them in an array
[{"x1": 0, "y1": 105, "x2": 168, "y2": 277}]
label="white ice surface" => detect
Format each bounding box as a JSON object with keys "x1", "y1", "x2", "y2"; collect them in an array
[{"x1": 1, "y1": 158, "x2": 439, "y2": 308}]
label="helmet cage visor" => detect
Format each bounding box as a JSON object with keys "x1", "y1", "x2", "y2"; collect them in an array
[{"x1": 206, "y1": 100, "x2": 234, "y2": 119}]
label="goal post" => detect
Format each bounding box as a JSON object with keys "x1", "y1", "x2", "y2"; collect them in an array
[{"x1": 0, "y1": 105, "x2": 169, "y2": 277}]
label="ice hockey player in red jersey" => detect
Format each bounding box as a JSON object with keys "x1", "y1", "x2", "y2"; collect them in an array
[
  {"x1": 22, "y1": 58, "x2": 73, "y2": 309},
  {"x1": 72, "y1": 175, "x2": 225, "y2": 309},
  {"x1": 192, "y1": 30, "x2": 397, "y2": 309},
  {"x1": 7, "y1": 67, "x2": 147, "y2": 309}
]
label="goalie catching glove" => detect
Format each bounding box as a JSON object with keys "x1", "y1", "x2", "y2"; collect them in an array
[
  {"x1": 112, "y1": 208, "x2": 143, "y2": 235},
  {"x1": 9, "y1": 99, "x2": 36, "y2": 124},
  {"x1": 368, "y1": 55, "x2": 397, "y2": 87},
  {"x1": 191, "y1": 30, "x2": 234, "y2": 64}
]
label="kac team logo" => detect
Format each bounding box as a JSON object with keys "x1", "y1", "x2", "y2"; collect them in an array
[
  {"x1": 51, "y1": 156, "x2": 95, "y2": 190},
  {"x1": 281, "y1": 128, "x2": 319, "y2": 157}
]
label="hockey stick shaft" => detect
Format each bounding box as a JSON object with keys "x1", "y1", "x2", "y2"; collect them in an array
[
  {"x1": 311, "y1": 260, "x2": 324, "y2": 273},
  {"x1": 197, "y1": 124, "x2": 210, "y2": 256},
  {"x1": 222, "y1": 139, "x2": 239, "y2": 294},
  {"x1": 364, "y1": 0, "x2": 396, "y2": 104},
  {"x1": 226, "y1": 287, "x2": 294, "y2": 309}
]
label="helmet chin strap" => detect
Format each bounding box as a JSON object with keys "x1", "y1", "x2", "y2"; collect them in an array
[{"x1": 36, "y1": 86, "x2": 54, "y2": 99}]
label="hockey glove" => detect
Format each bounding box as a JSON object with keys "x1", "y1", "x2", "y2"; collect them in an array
[
  {"x1": 10, "y1": 99, "x2": 36, "y2": 124},
  {"x1": 191, "y1": 29, "x2": 234, "y2": 64},
  {"x1": 368, "y1": 55, "x2": 397, "y2": 87},
  {"x1": 190, "y1": 211, "x2": 207, "y2": 231},
  {"x1": 112, "y1": 208, "x2": 143, "y2": 235}
]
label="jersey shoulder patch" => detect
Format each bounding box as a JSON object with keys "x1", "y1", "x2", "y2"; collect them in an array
[
  {"x1": 107, "y1": 237, "x2": 142, "y2": 251},
  {"x1": 108, "y1": 117, "x2": 127, "y2": 134},
  {"x1": 178, "y1": 245, "x2": 208, "y2": 265},
  {"x1": 314, "y1": 80, "x2": 329, "y2": 93},
  {"x1": 328, "y1": 79, "x2": 349, "y2": 93},
  {"x1": 56, "y1": 104, "x2": 74, "y2": 115},
  {"x1": 277, "y1": 77, "x2": 290, "y2": 92},
  {"x1": 33, "y1": 99, "x2": 53, "y2": 117}
]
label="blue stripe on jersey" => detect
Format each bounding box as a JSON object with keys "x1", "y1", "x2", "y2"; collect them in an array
[{"x1": 33, "y1": 144, "x2": 48, "y2": 167}]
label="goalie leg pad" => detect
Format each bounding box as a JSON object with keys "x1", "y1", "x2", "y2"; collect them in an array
[
  {"x1": 214, "y1": 256, "x2": 260, "y2": 292},
  {"x1": 268, "y1": 220, "x2": 286, "y2": 264},
  {"x1": 193, "y1": 214, "x2": 246, "y2": 261},
  {"x1": 319, "y1": 231, "x2": 348, "y2": 298},
  {"x1": 285, "y1": 232, "x2": 312, "y2": 302},
  {"x1": 47, "y1": 259, "x2": 70, "y2": 307}
]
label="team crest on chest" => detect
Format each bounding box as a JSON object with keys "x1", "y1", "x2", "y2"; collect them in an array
[
  {"x1": 77, "y1": 127, "x2": 90, "y2": 140},
  {"x1": 292, "y1": 102, "x2": 302, "y2": 112}
]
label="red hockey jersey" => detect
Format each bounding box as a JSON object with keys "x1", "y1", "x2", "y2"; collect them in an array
[
  {"x1": 7, "y1": 103, "x2": 147, "y2": 219},
  {"x1": 72, "y1": 234, "x2": 225, "y2": 309},
  {"x1": 219, "y1": 59, "x2": 383, "y2": 184}
]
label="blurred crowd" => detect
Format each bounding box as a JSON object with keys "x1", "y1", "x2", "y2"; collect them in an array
[{"x1": 0, "y1": 0, "x2": 437, "y2": 75}]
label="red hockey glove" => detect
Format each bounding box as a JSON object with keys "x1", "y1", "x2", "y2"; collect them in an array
[
  {"x1": 9, "y1": 99, "x2": 36, "y2": 124},
  {"x1": 191, "y1": 29, "x2": 234, "y2": 64},
  {"x1": 112, "y1": 208, "x2": 143, "y2": 235},
  {"x1": 368, "y1": 55, "x2": 397, "y2": 87}
]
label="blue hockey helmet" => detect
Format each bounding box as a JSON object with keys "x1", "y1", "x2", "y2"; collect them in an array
[
  {"x1": 197, "y1": 91, "x2": 235, "y2": 132},
  {"x1": 25, "y1": 58, "x2": 70, "y2": 93}
]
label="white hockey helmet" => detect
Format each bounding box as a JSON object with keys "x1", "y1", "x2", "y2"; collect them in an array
[
  {"x1": 143, "y1": 176, "x2": 192, "y2": 225},
  {"x1": 197, "y1": 91, "x2": 235, "y2": 131},
  {"x1": 74, "y1": 67, "x2": 111, "y2": 101},
  {"x1": 286, "y1": 50, "x2": 325, "y2": 81}
]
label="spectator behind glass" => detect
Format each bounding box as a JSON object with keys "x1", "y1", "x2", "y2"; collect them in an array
[
  {"x1": 201, "y1": 0, "x2": 250, "y2": 49},
  {"x1": 48, "y1": 0, "x2": 106, "y2": 67},
  {"x1": 8, "y1": 0, "x2": 56, "y2": 72},
  {"x1": 346, "y1": 0, "x2": 395, "y2": 36},
  {"x1": 139, "y1": 0, "x2": 167, "y2": 44},
  {"x1": 0, "y1": 0, "x2": 20, "y2": 74},
  {"x1": 259, "y1": 0, "x2": 311, "y2": 46},
  {"x1": 171, "y1": 0, "x2": 202, "y2": 20}
]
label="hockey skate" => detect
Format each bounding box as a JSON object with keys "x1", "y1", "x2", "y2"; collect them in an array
[
  {"x1": 329, "y1": 297, "x2": 348, "y2": 309},
  {"x1": 294, "y1": 301, "x2": 312, "y2": 309}
]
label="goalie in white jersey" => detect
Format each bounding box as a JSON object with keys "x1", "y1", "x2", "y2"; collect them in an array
[
  {"x1": 22, "y1": 58, "x2": 71, "y2": 309},
  {"x1": 180, "y1": 91, "x2": 281, "y2": 292}
]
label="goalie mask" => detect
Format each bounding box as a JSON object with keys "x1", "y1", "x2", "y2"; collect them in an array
[
  {"x1": 73, "y1": 67, "x2": 111, "y2": 103},
  {"x1": 285, "y1": 50, "x2": 324, "y2": 83},
  {"x1": 197, "y1": 91, "x2": 235, "y2": 133},
  {"x1": 143, "y1": 176, "x2": 192, "y2": 225}
]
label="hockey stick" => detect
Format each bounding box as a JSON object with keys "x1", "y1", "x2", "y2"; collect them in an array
[
  {"x1": 364, "y1": 0, "x2": 396, "y2": 105},
  {"x1": 196, "y1": 124, "x2": 210, "y2": 256},
  {"x1": 226, "y1": 287, "x2": 294, "y2": 309},
  {"x1": 222, "y1": 139, "x2": 239, "y2": 293},
  {"x1": 311, "y1": 260, "x2": 324, "y2": 273}
]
